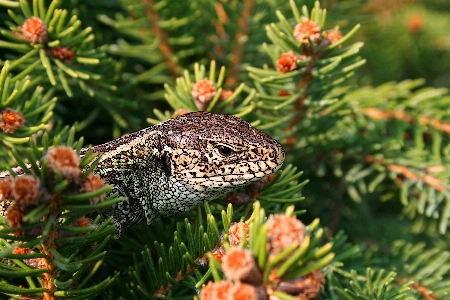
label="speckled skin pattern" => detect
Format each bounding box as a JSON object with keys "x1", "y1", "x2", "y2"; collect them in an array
[{"x1": 1, "y1": 112, "x2": 285, "y2": 231}]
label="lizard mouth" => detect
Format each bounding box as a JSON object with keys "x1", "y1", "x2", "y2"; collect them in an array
[{"x1": 264, "y1": 140, "x2": 285, "y2": 174}]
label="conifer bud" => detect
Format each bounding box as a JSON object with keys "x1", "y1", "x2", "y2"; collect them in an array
[
  {"x1": 228, "y1": 222, "x2": 250, "y2": 246},
  {"x1": 319, "y1": 29, "x2": 343, "y2": 49},
  {"x1": 293, "y1": 18, "x2": 321, "y2": 45},
  {"x1": 192, "y1": 78, "x2": 217, "y2": 111},
  {"x1": 220, "y1": 89, "x2": 233, "y2": 101},
  {"x1": 48, "y1": 46, "x2": 75, "y2": 62},
  {"x1": 407, "y1": 14, "x2": 423, "y2": 33},
  {"x1": 12, "y1": 175, "x2": 41, "y2": 206},
  {"x1": 221, "y1": 247, "x2": 262, "y2": 285},
  {"x1": 0, "y1": 108, "x2": 25, "y2": 133},
  {"x1": 0, "y1": 177, "x2": 13, "y2": 200},
  {"x1": 277, "y1": 51, "x2": 303, "y2": 73},
  {"x1": 14, "y1": 17, "x2": 48, "y2": 44},
  {"x1": 6, "y1": 205, "x2": 24, "y2": 229},
  {"x1": 81, "y1": 173, "x2": 106, "y2": 205},
  {"x1": 172, "y1": 108, "x2": 190, "y2": 118},
  {"x1": 44, "y1": 146, "x2": 82, "y2": 182},
  {"x1": 266, "y1": 214, "x2": 307, "y2": 255},
  {"x1": 277, "y1": 270, "x2": 325, "y2": 299},
  {"x1": 200, "y1": 281, "x2": 266, "y2": 300}
]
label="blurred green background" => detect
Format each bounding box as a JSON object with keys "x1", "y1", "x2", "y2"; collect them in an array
[{"x1": 327, "y1": 0, "x2": 450, "y2": 88}]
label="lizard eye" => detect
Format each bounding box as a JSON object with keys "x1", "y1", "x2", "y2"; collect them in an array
[{"x1": 216, "y1": 144, "x2": 234, "y2": 156}]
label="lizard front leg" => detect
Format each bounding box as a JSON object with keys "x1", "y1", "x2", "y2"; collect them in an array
[{"x1": 93, "y1": 184, "x2": 145, "y2": 234}]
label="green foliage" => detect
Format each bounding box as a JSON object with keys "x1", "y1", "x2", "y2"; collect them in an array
[
  {"x1": 0, "y1": 0, "x2": 449, "y2": 299},
  {"x1": 0, "y1": 62, "x2": 55, "y2": 168},
  {"x1": 0, "y1": 139, "x2": 122, "y2": 299},
  {"x1": 153, "y1": 61, "x2": 256, "y2": 120},
  {"x1": 109, "y1": 203, "x2": 226, "y2": 299},
  {"x1": 0, "y1": 0, "x2": 141, "y2": 142},
  {"x1": 351, "y1": 1, "x2": 450, "y2": 88},
  {"x1": 331, "y1": 268, "x2": 415, "y2": 300},
  {"x1": 326, "y1": 240, "x2": 450, "y2": 299},
  {"x1": 199, "y1": 204, "x2": 335, "y2": 299},
  {"x1": 247, "y1": 0, "x2": 364, "y2": 139},
  {"x1": 315, "y1": 79, "x2": 450, "y2": 233},
  {"x1": 0, "y1": 0, "x2": 117, "y2": 102}
]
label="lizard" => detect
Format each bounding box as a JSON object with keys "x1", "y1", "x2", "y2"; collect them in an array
[{"x1": 0, "y1": 112, "x2": 285, "y2": 232}]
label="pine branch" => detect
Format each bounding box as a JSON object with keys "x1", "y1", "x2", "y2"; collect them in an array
[
  {"x1": 0, "y1": 0, "x2": 139, "y2": 141},
  {"x1": 247, "y1": 0, "x2": 364, "y2": 141},
  {"x1": 149, "y1": 61, "x2": 256, "y2": 122},
  {"x1": 0, "y1": 140, "x2": 122, "y2": 299},
  {"x1": 326, "y1": 239, "x2": 450, "y2": 300},
  {"x1": 0, "y1": 0, "x2": 116, "y2": 97},
  {"x1": 1, "y1": 1, "x2": 449, "y2": 299},
  {"x1": 322, "y1": 80, "x2": 450, "y2": 233},
  {"x1": 106, "y1": 202, "x2": 227, "y2": 298},
  {"x1": 332, "y1": 268, "x2": 414, "y2": 300},
  {"x1": 0, "y1": 62, "x2": 56, "y2": 168},
  {"x1": 196, "y1": 203, "x2": 344, "y2": 299}
]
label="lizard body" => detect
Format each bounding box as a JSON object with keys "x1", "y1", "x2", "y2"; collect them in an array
[{"x1": 1, "y1": 112, "x2": 285, "y2": 231}]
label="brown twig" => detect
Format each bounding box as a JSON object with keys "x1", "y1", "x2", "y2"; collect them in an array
[
  {"x1": 398, "y1": 279, "x2": 437, "y2": 300},
  {"x1": 320, "y1": 150, "x2": 446, "y2": 202},
  {"x1": 41, "y1": 194, "x2": 61, "y2": 300},
  {"x1": 410, "y1": 281, "x2": 437, "y2": 300},
  {"x1": 361, "y1": 108, "x2": 449, "y2": 191},
  {"x1": 140, "y1": 0, "x2": 181, "y2": 78},
  {"x1": 286, "y1": 59, "x2": 316, "y2": 145},
  {"x1": 386, "y1": 163, "x2": 445, "y2": 192},
  {"x1": 211, "y1": 2, "x2": 229, "y2": 57},
  {"x1": 364, "y1": 153, "x2": 446, "y2": 193},
  {"x1": 364, "y1": 107, "x2": 450, "y2": 134},
  {"x1": 225, "y1": 0, "x2": 255, "y2": 88}
]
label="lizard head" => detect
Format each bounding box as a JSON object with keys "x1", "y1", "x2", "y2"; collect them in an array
[{"x1": 159, "y1": 112, "x2": 285, "y2": 197}]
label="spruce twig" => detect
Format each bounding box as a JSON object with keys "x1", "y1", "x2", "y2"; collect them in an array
[{"x1": 140, "y1": 0, "x2": 181, "y2": 78}]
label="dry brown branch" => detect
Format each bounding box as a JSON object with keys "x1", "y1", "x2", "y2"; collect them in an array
[
  {"x1": 211, "y1": 2, "x2": 229, "y2": 57},
  {"x1": 225, "y1": 0, "x2": 255, "y2": 88},
  {"x1": 387, "y1": 164, "x2": 445, "y2": 192},
  {"x1": 141, "y1": 0, "x2": 181, "y2": 78},
  {"x1": 41, "y1": 194, "x2": 61, "y2": 300},
  {"x1": 364, "y1": 108, "x2": 450, "y2": 134},
  {"x1": 398, "y1": 280, "x2": 437, "y2": 300}
]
